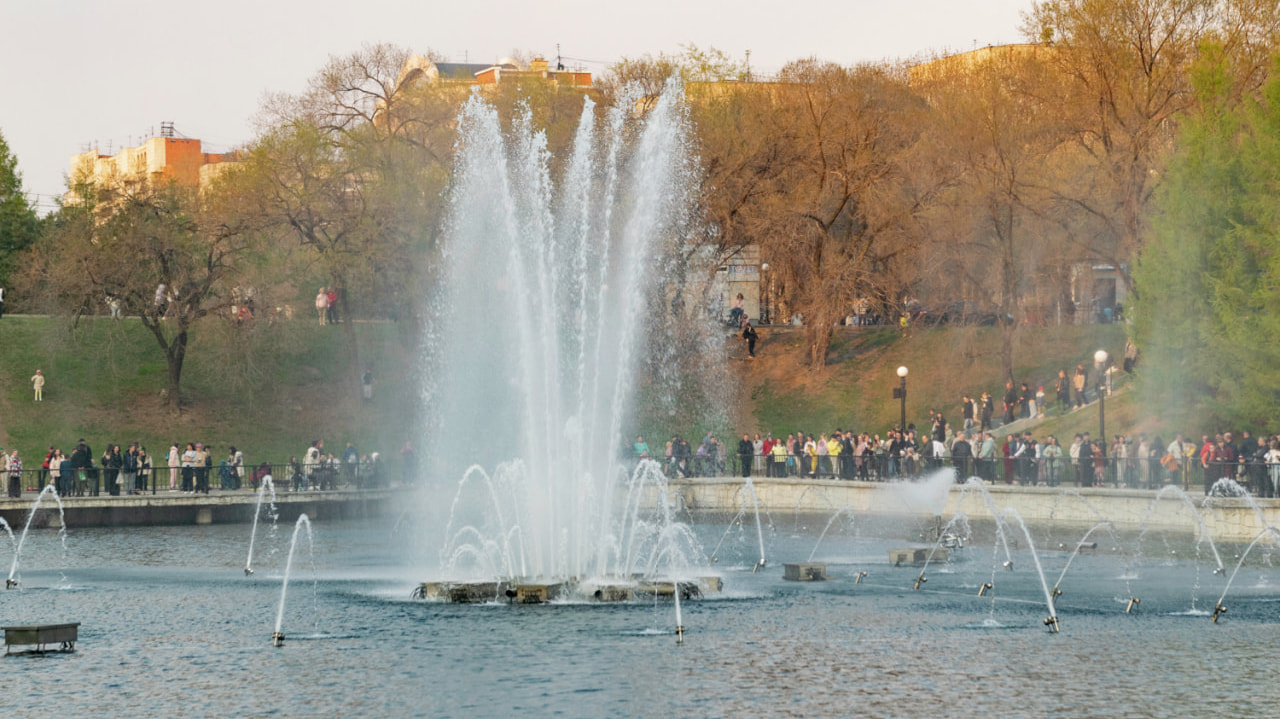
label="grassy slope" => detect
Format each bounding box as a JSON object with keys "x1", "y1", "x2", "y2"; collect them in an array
[
  {"x1": 736, "y1": 323, "x2": 1129, "y2": 436},
  {"x1": 0, "y1": 316, "x2": 421, "y2": 465}
]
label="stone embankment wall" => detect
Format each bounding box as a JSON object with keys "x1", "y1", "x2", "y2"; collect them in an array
[
  {"x1": 0, "y1": 489, "x2": 395, "y2": 528},
  {"x1": 660, "y1": 478, "x2": 1276, "y2": 543}
]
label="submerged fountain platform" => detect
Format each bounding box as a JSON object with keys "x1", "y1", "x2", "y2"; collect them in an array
[
  {"x1": 890, "y1": 548, "x2": 949, "y2": 566},
  {"x1": 783, "y1": 562, "x2": 828, "y2": 581},
  {"x1": 415, "y1": 576, "x2": 724, "y2": 604},
  {"x1": 4, "y1": 623, "x2": 79, "y2": 654}
]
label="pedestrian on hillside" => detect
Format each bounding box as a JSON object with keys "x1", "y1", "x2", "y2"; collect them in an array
[
  {"x1": 31, "y1": 369, "x2": 44, "y2": 401},
  {"x1": 1072, "y1": 365, "x2": 1088, "y2": 408},
  {"x1": 0, "y1": 286, "x2": 6, "y2": 318},
  {"x1": 326, "y1": 288, "x2": 339, "y2": 324},
  {"x1": 742, "y1": 321, "x2": 758, "y2": 359},
  {"x1": 1054, "y1": 369, "x2": 1070, "y2": 414},
  {"x1": 315, "y1": 288, "x2": 328, "y2": 326},
  {"x1": 1035, "y1": 386, "x2": 1046, "y2": 418},
  {"x1": 362, "y1": 368, "x2": 374, "y2": 402}
]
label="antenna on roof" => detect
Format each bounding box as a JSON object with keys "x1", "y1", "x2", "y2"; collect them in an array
[{"x1": 556, "y1": 43, "x2": 564, "y2": 71}]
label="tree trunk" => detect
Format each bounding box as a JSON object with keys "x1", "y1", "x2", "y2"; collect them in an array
[
  {"x1": 165, "y1": 328, "x2": 188, "y2": 414},
  {"x1": 335, "y1": 275, "x2": 361, "y2": 398},
  {"x1": 808, "y1": 317, "x2": 832, "y2": 368}
]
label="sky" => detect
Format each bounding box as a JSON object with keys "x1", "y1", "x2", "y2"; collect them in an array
[{"x1": 0, "y1": 0, "x2": 1032, "y2": 213}]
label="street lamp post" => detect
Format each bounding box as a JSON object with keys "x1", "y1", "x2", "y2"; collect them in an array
[
  {"x1": 760, "y1": 263, "x2": 770, "y2": 325},
  {"x1": 1094, "y1": 349, "x2": 1109, "y2": 466},
  {"x1": 896, "y1": 366, "x2": 909, "y2": 431}
]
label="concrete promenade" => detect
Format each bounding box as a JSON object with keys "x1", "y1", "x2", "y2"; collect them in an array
[
  {"x1": 663, "y1": 477, "x2": 1278, "y2": 542},
  {"x1": 0, "y1": 488, "x2": 396, "y2": 529}
]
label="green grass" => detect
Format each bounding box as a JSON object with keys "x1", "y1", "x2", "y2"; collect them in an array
[{"x1": 0, "y1": 316, "x2": 420, "y2": 466}]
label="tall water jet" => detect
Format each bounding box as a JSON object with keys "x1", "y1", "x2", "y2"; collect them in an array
[
  {"x1": 7, "y1": 485, "x2": 67, "y2": 589},
  {"x1": 273, "y1": 514, "x2": 314, "y2": 647},
  {"x1": 426, "y1": 80, "x2": 708, "y2": 585},
  {"x1": 245, "y1": 476, "x2": 278, "y2": 576}
]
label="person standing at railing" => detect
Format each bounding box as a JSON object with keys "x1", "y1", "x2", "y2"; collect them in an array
[
  {"x1": 103, "y1": 445, "x2": 122, "y2": 496},
  {"x1": 122, "y1": 443, "x2": 139, "y2": 496},
  {"x1": 6, "y1": 450, "x2": 19, "y2": 497},
  {"x1": 180, "y1": 442, "x2": 197, "y2": 493},
  {"x1": 30, "y1": 369, "x2": 44, "y2": 402},
  {"x1": 737, "y1": 434, "x2": 753, "y2": 479},
  {"x1": 951, "y1": 432, "x2": 972, "y2": 479},
  {"x1": 1042, "y1": 436, "x2": 1062, "y2": 487},
  {"x1": 39, "y1": 446, "x2": 53, "y2": 490},
  {"x1": 166, "y1": 443, "x2": 180, "y2": 491},
  {"x1": 48, "y1": 449, "x2": 62, "y2": 494}
]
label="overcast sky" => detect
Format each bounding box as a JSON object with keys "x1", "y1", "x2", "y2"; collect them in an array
[{"x1": 0, "y1": 0, "x2": 1031, "y2": 212}]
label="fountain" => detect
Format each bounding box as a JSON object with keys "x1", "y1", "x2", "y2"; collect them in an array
[
  {"x1": 244, "y1": 476, "x2": 278, "y2": 576},
  {"x1": 7, "y1": 485, "x2": 67, "y2": 589},
  {"x1": 272, "y1": 513, "x2": 314, "y2": 647},
  {"x1": 420, "y1": 80, "x2": 710, "y2": 599}
]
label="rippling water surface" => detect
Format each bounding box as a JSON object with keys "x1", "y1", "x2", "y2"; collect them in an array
[{"x1": 5, "y1": 518, "x2": 1279, "y2": 718}]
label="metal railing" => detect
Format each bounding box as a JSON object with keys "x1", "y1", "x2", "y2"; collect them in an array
[
  {"x1": 0, "y1": 460, "x2": 401, "y2": 499},
  {"x1": 646, "y1": 452, "x2": 1280, "y2": 497}
]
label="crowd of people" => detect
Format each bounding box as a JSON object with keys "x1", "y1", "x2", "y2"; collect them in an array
[
  {"x1": 639, "y1": 424, "x2": 1280, "y2": 497},
  {"x1": 0, "y1": 437, "x2": 407, "y2": 498}
]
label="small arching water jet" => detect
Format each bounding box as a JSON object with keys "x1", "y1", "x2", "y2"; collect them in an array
[
  {"x1": 244, "y1": 475, "x2": 278, "y2": 576},
  {"x1": 272, "y1": 514, "x2": 314, "y2": 647},
  {"x1": 1210, "y1": 526, "x2": 1280, "y2": 625},
  {"x1": 7, "y1": 485, "x2": 67, "y2": 589}
]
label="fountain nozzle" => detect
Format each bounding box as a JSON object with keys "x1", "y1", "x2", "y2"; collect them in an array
[
  {"x1": 5, "y1": 578, "x2": 16, "y2": 589},
  {"x1": 244, "y1": 568, "x2": 253, "y2": 576},
  {"x1": 675, "y1": 625, "x2": 684, "y2": 643},
  {"x1": 1126, "y1": 597, "x2": 1140, "y2": 614},
  {"x1": 913, "y1": 573, "x2": 927, "y2": 591},
  {"x1": 978, "y1": 582, "x2": 992, "y2": 597},
  {"x1": 1051, "y1": 585, "x2": 1062, "y2": 599},
  {"x1": 753, "y1": 559, "x2": 765, "y2": 574},
  {"x1": 272, "y1": 632, "x2": 285, "y2": 647},
  {"x1": 1213, "y1": 567, "x2": 1225, "y2": 575},
  {"x1": 1212, "y1": 602, "x2": 1226, "y2": 623},
  {"x1": 1044, "y1": 615, "x2": 1060, "y2": 633},
  {"x1": 855, "y1": 571, "x2": 867, "y2": 585},
  {"x1": 1003, "y1": 560, "x2": 1014, "y2": 571}
]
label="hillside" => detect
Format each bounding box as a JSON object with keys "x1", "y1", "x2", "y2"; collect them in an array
[
  {"x1": 0, "y1": 315, "x2": 1152, "y2": 469},
  {"x1": 0, "y1": 316, "x2": 421, "y2": 466},
  {"x1": 728, "y1": 323, "x2": 1131, "y2": 437}
]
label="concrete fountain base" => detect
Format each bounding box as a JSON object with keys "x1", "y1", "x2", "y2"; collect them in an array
[
  {"x1": 783, "y1": 562, "x2": 828, "y2": 581},
  {"x1": 415, "y1": 576, "x2": 724, "y2": 604}
]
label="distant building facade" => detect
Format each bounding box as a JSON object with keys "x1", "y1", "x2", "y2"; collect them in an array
[
  {"x1": 67, "y1": 127, "x2": 237, "y2": 203},
  {"x1": 396, "y1": 55, "x2": 591, "y2": 89}
]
